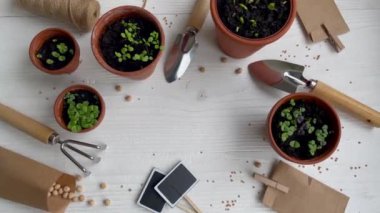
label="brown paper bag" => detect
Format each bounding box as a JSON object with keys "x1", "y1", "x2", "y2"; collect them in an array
[
  {"x1": 297, "y1": 0, "x2": 349, "y2": 51},
  {"x1": 0, "y1": 147, "x2": 76, "y2": 212},
  {"x1": 261, "y1": 161, "x2": 349, "y2": 213}
]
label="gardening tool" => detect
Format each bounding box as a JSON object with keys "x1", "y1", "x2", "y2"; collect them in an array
[
  {"x1": 248, "y1": 59, "x2": 380, "y2": 127},
  {"x1": 0, "y1": 103, "x2": 106, "y2": 176},
  {"x1": 164, "y1": 0, "x2": 210, "y2": 83}
]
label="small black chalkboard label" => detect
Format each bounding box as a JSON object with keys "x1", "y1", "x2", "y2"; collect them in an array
[{"x1": 137, "y1": 169, "x2": 166, "y2": 213}]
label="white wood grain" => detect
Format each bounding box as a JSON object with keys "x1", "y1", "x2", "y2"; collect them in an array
[{"x1": 0, "y1": 0, "x2": 379, "y2": 212}]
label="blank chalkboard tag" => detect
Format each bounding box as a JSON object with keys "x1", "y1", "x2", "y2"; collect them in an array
[
  {"x1": 137, "y1": 169, "x2": 166, "y2": 213},
  {"x1": 155, "y1": 162, "x2": 198, "y2": 207}
]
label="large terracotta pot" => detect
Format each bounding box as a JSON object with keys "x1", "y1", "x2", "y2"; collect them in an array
[
  {"x1": 210, "y1": 0, "x2": 297, "y2": 58},
  {"x1": 29, "y1": 28, "x2": 80, "y2": 75},
  {"x1": 267, "y1": 93, "x2": 341, "y2": 164},
  {"x1": 54, "y1": 84, "x2": 105, "y2": 133},
  {"x1": 91, "y1": 6, "x2": 165, "y2": 80}
]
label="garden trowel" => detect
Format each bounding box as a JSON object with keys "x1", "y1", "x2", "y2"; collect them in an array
[
  {"x1": 164, "y1": 0, "x2": 210, "y2": 83},
  {"x1": 248, "y1": 59, "x2": 380, "y2": 127}
]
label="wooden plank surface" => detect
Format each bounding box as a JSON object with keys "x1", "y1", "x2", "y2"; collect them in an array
[{"x1": 0, "y1": 0, "x2": 379, "y2": 212}]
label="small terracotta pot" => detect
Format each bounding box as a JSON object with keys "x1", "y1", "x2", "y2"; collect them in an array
[
  {"x1": 267, "y1": 93, "x2": 341, "y2": 164},
  {"x1": 210, "y1": 0, "x2": 297, "y2": 58},
  {"x1": 91, "y1": 6, "x2": 165, "y2": 80},
  {"x1": 54, "y1": 85, "x2": 105, "y2": 133},
  {"x1": 29, "y1": 28, "x2": 80, "y2": 75}
]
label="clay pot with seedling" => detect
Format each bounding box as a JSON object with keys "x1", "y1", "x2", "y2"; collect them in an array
[
  {"x1": 29, "y1": 28, "x2": 80, "y2": 74},
  {"x1": 54, "y1": 85, "x2": 105, "y2": 133},
  {"x1": 210, "y1": 0, "x2": 297, "y2": 58},
  {"x1": 267, "y1": 93, "x2": 341, "y2": 164},
  {"x1": 92, "y1": 6, "x2": 165, "y2": 80}
]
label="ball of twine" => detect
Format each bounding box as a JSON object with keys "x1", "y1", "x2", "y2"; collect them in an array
[{"x1": 17, "y1": 0, "x2": 100, "y2": 32}]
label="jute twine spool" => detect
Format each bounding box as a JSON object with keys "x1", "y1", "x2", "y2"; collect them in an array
[{"x1": 17, "y1": 0, "x2": 100, "y2": 32}]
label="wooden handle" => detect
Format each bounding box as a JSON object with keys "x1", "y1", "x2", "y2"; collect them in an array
[
  {"x1": 311, "y1": 81, "x2": 380, "y2": 127},
  {"x1": 184, "y1": 195, "x2": 203, "y2": 213},
  {"x1": 187, "y1": 0, "x2": 210, "y2": 30},
  {"x1": 0, "y1": 103, "x2": 56, "y2": 144}
]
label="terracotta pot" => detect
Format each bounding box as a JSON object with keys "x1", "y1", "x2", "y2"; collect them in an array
[
  {"x1": 210, "y1": 0, "x2": 297, "y2": 58},
  {"x1": 54, "y1": 85, "x2": 105, "y2": 133},
  {"x1": 267, "y1": 93, "x2": 341, "y2": 164},
  {"x1": 29, "y1": 28, "x2": 80, "y2": 75},
  {"x1": 91, "y1": 6, "x2": 165, "y2": 80}
]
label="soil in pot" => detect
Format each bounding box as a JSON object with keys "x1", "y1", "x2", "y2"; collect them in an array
[
  {"x1": 36, "y1": 37, "x2": 75, "y2": 70},
  {"x1": 100, "y1": 17, "x2": 163, "y2": 72},
  {"x1": 218, "y1": 0, "x2": 291, "y2": 38},
  {"x1": 62, "y1": 90, "x2": 101, "y2": 133},
  {"x1": 271, "y1": 98, "x2": 335, "y2": 160}
]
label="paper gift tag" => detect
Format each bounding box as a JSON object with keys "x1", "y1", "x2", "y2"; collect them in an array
[
  {"x1": 297, "y1": 0, "x2": 349, "y2": 51},
  {"x1": 262, "y1": 161, "x2": 349, "y2": 213}
]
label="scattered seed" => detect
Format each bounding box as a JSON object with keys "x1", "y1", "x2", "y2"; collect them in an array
[
  {"x1": 115, "y1": 84, "x2": 122, "y2": 92},
  {"x1": 125, "y1": 95, "x2": 133, "y2": 102},
  {"x1": 128, "y1": 188, "x2": 132, "y2": 192},
  {"x1": 316, "y1": 55, "x2": 320, "y2": 60},
  {"x1": 99, "y1": 182, "x2": 107, "y2": 190},
  {"x1": 72, "y1": 196, "x2": 78, "y2": 202},
  {"x1": 87, "y1": 199, "x2": 95, "y2": 206},
  {"x1": 103, "y1": 199, "x2": 111, "y2": 206},
  {"x1": 254, "y1": 161, "x2": 262, "y2": 168},
  {"x1": 63, "y1": 186, "x2": 70, "y2": 192},
  {"x1": 76, "y1": 185, "x2": 83, "y2": 193},
  {"x1": 198, "y1": 66, "x2": 206, "y2": 73},
  {"x1": 49, "y1": 187, "x2": 54, "y2": 192},
  {"x1": 234, "y1": 68, "x2": 242, "y2": 74},
  {"x1": 58, "y1": 188, "x2": 63, "y2": 194},
  {"x1": 220, "y1": 57, "x2": 227, "y2": 63},
  {"x1": 69, "y1": 192, "x2": 75, "y2": 199},
  {"x1": 63, "y1": 192, "x2": 68, "y2": 199},
  {"x1": 79, "y1": 195, "x2": 85, "y2": 202},
  {"x1": 54, "y1": 184, "x2": 61, "y2": 190}
]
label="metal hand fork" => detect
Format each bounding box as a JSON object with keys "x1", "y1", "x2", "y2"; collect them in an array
[{"x1": 0, "y1": 103, "x2": 106, "y2": 176}]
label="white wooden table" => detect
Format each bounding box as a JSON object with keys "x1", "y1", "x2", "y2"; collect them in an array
[{"x1": 1, "y1": 0, "x2": 380, "y2": 212}]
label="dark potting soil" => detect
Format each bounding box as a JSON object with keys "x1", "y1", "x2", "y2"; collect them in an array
[
  {"x1": 36, "y1": 37, "x2": 74, "y2": 70},
  {"x1": 218, "y1": 0, "x2": 290, "y2": 38},
  {"x1": 100, "y1": 17, "x2": 161, "y2": 72},
  {"x1": 271, "y1": 99, "x2": 335, "y2": 159},
  {"x1": 62, "y1": 90, "x2": 101, "y2": 126}
]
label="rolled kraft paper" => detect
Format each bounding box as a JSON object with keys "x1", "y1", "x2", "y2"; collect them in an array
[
  {"x1": 0, "y1": 147, "x2": 76, "y2": 212},
  {"x1": 16, "y1": 0, "x2": 100, "y2": 32}
]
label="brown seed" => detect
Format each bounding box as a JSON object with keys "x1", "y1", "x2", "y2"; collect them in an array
[
  {"x1": 52, "y1": 190, "x2": 58, "y2": 196},
  {"x1": 103, "y1": 199, "x2": 111, "y2": 206},
  {"x1": 49, "y1": 187, "x2": 54, "y2": 192},
  {"x1": 115, "y1": 84, "x2": 122, "y2": 92},
  {"x1": 125, "y1": 95, "x2": 132, "y2": 102},
  {"x1": 220, "y1": 56, "x2": 227, "y2": 63},
  {"x1": 198, "y1": 66, "x2": 205, "y2": 72},
  {"x1": 76, "y1": 185, "x2": 83, "y2": 193},
  {"x1": 58, "y1": 188, "x2": 63, "y2": 194},
  {"x1": 72, "y1": 196, "x2": 78, "y2": 202},
  {"x1": 254, "y1": 161, "x2": 262, "y2": 168},
  {"x1": 234, "y1": 68, "x2": 242, "y2": 74},
  {"x1": 63, "y1": 192, "x2": 69, "y2": 199},
  {"x1": 69, "y1": 192, "x2": 75, "y2": 199},
  {"x1": 54, "y1": 184, "x2": 61, "y2": 190},
  {"x1": 79, "y1": 195, "x2": 85, "y2": 202},
  {"x1": 63, "y1": 186, "x2": 70, "y2": 192},
  {"x1": 99, "y1": 182, "x2": 107, "y2": 189}
]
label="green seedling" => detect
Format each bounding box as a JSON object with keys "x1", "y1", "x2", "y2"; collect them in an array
[
  {"x1": 57, "y1": 43, "x2": 68, "y2": 54},
  {"x1": 276, "y1": 99, "x2": 332, "y2": 157},
  {"x1": 267, "y1": 2, "x2": 276, "y2": 10},
  {"x1": 239, "y1": 3, "x2": 248, "y2": 10},
  {"x1": 115, "y1": 20, "x2": 163, "y2": 63},
  {"x1": 46, "y1": 59, "x2": 54, "y2": 65},
  {"x1": 64, "y1": 93, "x2": 100, "y2": 133}
]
